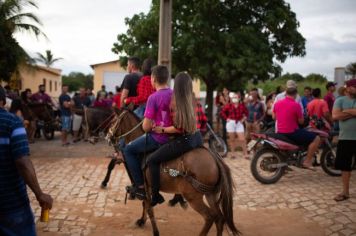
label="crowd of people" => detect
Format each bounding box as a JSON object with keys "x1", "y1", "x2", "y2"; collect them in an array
[
  {"x1": 1, "y1": 52, "x2": 355, "y2": 234},
  {"x1": 214, "y1": 81, "x2": 344, "y2": 159},
  {"x1": 215, "y1": 78, "x2": 356, "y2": 202}
]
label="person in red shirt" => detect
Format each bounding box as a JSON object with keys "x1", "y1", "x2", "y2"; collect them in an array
[
  {"x1": 124, "y1": 58, "x2": 156, "y2": 118},
  {"x1": 195, "y1": 97, "x2": 207, "y2": 132},
  {"x1": 220, "y1": 93, "x2": 248, "y2": 159},
  {"x1": 30, "y1": 84, "x2": 53, "y2": 105},
  {"x1": 112, "y1": 86, "x2": 122, "y2": 108},
  {"x1": 324, "y1": 82, "x2": 337, "y2": 113},
  {"x1": 307, "y1": 88, "x2": 332, "y2": 125},
  {"x1": 93, "y1": 92, "x2": 110, "y2": 108}
]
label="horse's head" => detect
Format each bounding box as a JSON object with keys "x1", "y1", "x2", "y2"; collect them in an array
[
  {"x1": 84, "y1": 107, "x2": 114, "y2": 143},
  {"x1": 106, "y1": 107, "x2": 143, "y2": 146},
  {"x1": 27, "y1": 103, "x2": 53, "y2": 121}
]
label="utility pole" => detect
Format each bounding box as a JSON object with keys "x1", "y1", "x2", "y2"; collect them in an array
[{"x1": 158, "y1": 0, "x2": 172, "y2": 77}]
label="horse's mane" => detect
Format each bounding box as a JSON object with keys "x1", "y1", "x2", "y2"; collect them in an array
[{"x1": 114, "y1": 107, "x2": 142, "y2": 123}]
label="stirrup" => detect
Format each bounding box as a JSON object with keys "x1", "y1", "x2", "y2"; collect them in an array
[{"x1": 125, "y1": 185, "x2": 136, "y2": 204}]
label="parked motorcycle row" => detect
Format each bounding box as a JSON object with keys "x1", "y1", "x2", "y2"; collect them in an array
[{"x1": 248, "y1": 118, "x2": 356, "y2": 184}]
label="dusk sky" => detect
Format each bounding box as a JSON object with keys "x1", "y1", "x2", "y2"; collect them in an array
[{"x1": 15, "y1": 0, "x2": 356, "y2": 80}]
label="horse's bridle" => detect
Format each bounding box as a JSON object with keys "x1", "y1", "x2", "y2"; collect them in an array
[{"x1": 105, "y1": 109, "x2": 143, "y2": 145}]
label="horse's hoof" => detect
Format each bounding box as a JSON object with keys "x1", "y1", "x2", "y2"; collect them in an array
[
  {"x1": 100, "y1": 182, "x2": 107, "y2": 189},
  {"x1": 180, "y1": 201, "x2": 188, "y2": 210},
  {"x1": 168, "y1": 199, "x2": 178, "y2": 207},
  {"x1": 135, "y1": 219, "x2": 145, "y2": 228}
]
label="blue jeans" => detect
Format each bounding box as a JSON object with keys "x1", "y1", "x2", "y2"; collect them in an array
[
  {"x1": 61, "y1": 116, "x2": 72, "y2": 131},
  {"x1": 0, "y1": 206, "x2": 36, "y2": 236},
  {"x1": 133, "y1": 104, "x2": 146, "y2": 119},
  {"x1": 123, "y1": 133, "x2": 160, "y2": 186}
]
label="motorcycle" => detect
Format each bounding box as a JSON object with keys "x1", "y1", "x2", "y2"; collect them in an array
[
  {"x1": 205, "y1": 123, "x2": 228, "y2": 157},
  {"x1": 320, "y1": 143, "x2": 356, "y2": 176},
  {"x1": 249, "y1": 118, "x2": 336, "y2": 184}
]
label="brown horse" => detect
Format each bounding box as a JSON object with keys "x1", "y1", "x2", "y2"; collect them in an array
[
  {"x1": 106, "y1": 108, "x2": 240, "y2": 236},
  {"x1": 25, "y1": 103, "x2": 54, "y2": 122},
  {"x1": 82, "y1": 107, "x2": 114, "y2": 141}
]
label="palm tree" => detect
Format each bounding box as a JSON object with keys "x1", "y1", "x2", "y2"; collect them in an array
[
  {"x1": 36, "y1": 50, "x2": 63, "y2": 67},
  {"x1": 0, "y1": 0, "x2": 44, "y2": 36},
  {"x1": 346, "y1": 62, "x2": 356, "y2": 78},
  {"x1": 0, "y1": 0, "x2": 45, "y2": 81}
]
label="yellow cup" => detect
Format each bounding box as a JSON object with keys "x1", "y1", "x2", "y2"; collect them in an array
[{"x1": 40, "y1": 208, "x2": 49, "y2": 222}]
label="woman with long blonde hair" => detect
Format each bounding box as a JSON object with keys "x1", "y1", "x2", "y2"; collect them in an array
[{"x1": 147, "y1": 72, "x2": 203, "y2": 206}]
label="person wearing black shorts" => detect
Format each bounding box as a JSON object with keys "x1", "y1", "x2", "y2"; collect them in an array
[{"x1": 332, "y1": 79, "x2": 356, "y2": 202}]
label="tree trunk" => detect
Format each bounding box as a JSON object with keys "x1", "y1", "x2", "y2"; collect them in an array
[{"x1": 205, "y1": 83, "x2": 214, "y2": 124}]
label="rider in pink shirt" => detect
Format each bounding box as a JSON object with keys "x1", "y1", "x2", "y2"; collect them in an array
[
  {"x1": 273, "y1": 96, "x2": 302, "y2": 133},
  {"x1": 273, "y1": 85, "x2": 321, "y2": 169}
]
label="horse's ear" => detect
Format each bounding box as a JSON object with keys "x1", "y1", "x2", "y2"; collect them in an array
[{"x1": 127, "y1": 103, "x2": 135, "y2": 111}]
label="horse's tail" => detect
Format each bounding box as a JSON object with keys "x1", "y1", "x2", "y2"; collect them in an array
[{"x1": 208, "y1": 149, "x2": 240, "y2": 235}]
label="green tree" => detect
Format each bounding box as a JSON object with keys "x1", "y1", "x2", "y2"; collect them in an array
[
  {"x1": 305, "y1": 73, "x2": 327, "y2": 83},
  {"x1": 36, "y1": 50, "x2": 62, "y2": 67},
  {"x1": 112, "y1": 0, "x2": 306, "y2": 120},
  {"x1": 277, "y1": 73, "x2": 305, "y2": 82},
  {"x1": 346, "y1": 62, "x2": 356, "y2": 77},
  {"x1": 0, "y1": 0, "x2": 45, "y2": 82},
  {"x1": 62, "y1": 72, "x2": 93, "y2": 92}
]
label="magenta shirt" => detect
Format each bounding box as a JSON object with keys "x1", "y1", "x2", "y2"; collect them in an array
[
  {"x1": 30, "y1": 92, "x2": 51, "y2": 104},
  {"x1": 144, "y1": 88, "x2": 173, "y2": 144},
  {"x1": 273, "y1": 97, "x2": 302, "y2": 133},
  {"x1": 324, "y1": 92, "x2": 335, "y2": 113}
]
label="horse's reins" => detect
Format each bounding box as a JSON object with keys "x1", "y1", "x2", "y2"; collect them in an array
[
  {"x1": 117, "y1": 120, "x2": 143, "y2": 140},
  {"x1": 84, "y1": 107, "x2": 90, "y2": 138}
]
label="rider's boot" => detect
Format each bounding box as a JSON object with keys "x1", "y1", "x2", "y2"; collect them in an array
[
  {"x1": 127, "y1": 185, "x2": 146, "y2": 200},
  {"x1": 151, "y1": 191, "x2": 165, "y2": 207}
]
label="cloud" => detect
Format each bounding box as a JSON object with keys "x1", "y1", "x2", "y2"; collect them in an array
[
  {"x1": 14, "y1": 0, "x2": 356, "y2": 80},
  {"x1": 14, "y1": 0, "x2": 151, "y2": 74},
  {"x1": 282, "y1": 0, "x2": 356, "y2": 80}
]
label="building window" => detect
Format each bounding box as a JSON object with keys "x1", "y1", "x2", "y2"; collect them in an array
[
  {"x1": 55, "y1": 81, "x2": 57, "y2": 91},
  {"x1": 43, "y1": 78, "x2": 46, "y2": 88},
  {"x1": 49, "y1": 80, "x2": 52, "y2": 92}
]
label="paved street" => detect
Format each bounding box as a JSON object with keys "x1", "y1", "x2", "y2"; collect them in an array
[{"x1": 29, "y1": 136, "x2": 355, "y2": 236}]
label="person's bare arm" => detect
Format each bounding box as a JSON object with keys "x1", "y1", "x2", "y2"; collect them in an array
[
  {"x1": 142, "y1": 118, "x2": 153, "y2": 132},
  {"x1": 332, "y1": 108, "x2": 353, "y2": 121},
  {"x1": 120, "y1": 89, "x2": 129, "y2": 108},
  {"x1": 343, "y1": 108, "x2": 356, "y2": 116},
  {"x1": 152, "y1": 125, "x2": 180, "y2": 134},
  {"x1": 323, "y1": 111, "x2": 333, "y2": 124},
  {"x1": 15, "y1": 157, "x2": 53, "y2": 209},
  {"x1": 297, "y1": 117, "x2": 304, "y2": 125}
]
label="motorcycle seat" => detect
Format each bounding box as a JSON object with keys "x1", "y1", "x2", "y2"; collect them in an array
[{"x1": 266, "y1": 133, "x2": 298, "y2": 145}]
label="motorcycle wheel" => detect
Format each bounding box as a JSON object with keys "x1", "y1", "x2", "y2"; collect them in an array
[
  {"x1": 250, "y1": 148, "x2": 285, "y2": 184},
  {"x1": 321, "y1": 146, "x2": 356, "y2": 176},
  {"x1": 208, "y1": 135, "x2": 228, "y2": 157},
  {"x1": 43, "y1": 123, "x2": 55, "y2": 140}
]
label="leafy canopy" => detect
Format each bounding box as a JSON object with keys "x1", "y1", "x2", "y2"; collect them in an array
[
  {"x1": 112, "y1": 0, "x2": 306, "y2": 119},
  {"x1": 346, "y1": 62, "x2": 356, "y2": 77},
  {"x1": 0, "y1": 0, "x2": 45, "y2": 82},
  {"x1": 62, "y1": 72, "x2": 93, "y2": 92}
]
